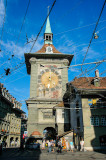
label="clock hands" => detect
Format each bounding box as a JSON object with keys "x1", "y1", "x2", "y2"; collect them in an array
[{"x1": 41, "y1": 71, "x2": 59, "y2": 89}]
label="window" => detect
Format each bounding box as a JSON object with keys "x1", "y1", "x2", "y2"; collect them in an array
[
  {"x1": 46, "y1": 35, "x2": 48, "y2": 40},
  {"x1": 76, "y1": 101, "x2": 79, "y2": 113},
  {"x1": 77, "y1": 117, "x2": 80, "y2": 128},
  {"x1": 90, "y1": 116, "x2": 99, "y2": 126},
  {"x1": 101, "y1": 116, "x2": 106, "y2": 126},
  {"x1": 49, "y1": 36, "x2": 51, "y2": 40}
]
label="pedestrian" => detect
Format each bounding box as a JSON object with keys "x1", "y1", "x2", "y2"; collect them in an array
[
  {"x1": 15, "y1": 141, "x2": 17, "y2": 147},
  {"x1": 48, "y1": 140, "x2": 51, "y2": 152},
  {"x1": 70, "y1": 140, "x2": 74, "y2": 152},
  {"x1": 57, "y1": 139, "x2": 62, "y2": 153},
  {"x1": 80, "y1": 138, "x2": 84, "y2": 151},
  {"x1": 42, "y1": 140, "x2": 45, "y2": 150},
  {"x1": 51, "y1": 140, "x2": 55, "y2": 152},
  {"x1": 66, "y1": 140, "x2": 69, "y2": 152}
]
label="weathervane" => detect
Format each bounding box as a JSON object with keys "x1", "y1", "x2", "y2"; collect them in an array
[{"x1": 47, "y1": 6, "x2": 50, "y2": 15}]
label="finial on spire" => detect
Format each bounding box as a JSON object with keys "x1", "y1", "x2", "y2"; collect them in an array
[
  {"x1": 47, "y1": 6, "x2": 50, "y2": 15},
  {"x1": 44, "y1": 6, "x2": 53, "y2": 44}
]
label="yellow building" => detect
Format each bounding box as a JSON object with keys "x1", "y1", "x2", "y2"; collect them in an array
[{"x1": 0, "y1": 83, "x2": 24, "y2": 147}]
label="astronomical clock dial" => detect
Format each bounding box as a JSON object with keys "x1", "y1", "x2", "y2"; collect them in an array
[
  {"x1": 37, "y1": 65, "x2": 62, "y2": 98},
  {"x1": 41, "y1": 72, "x2": 58, "y2": 89}
]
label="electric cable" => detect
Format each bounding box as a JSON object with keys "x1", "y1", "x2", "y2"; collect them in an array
[
  {"x1": 0, "y1": 0, "x2": 31, "y2": 70},
  {"x1": 0, "y1": 0, "x2": 56, "y2": 78},
  {"x1": 29, "y1": 0, "x2": 56, "y2": 52},
  {"x1": 81, "y1": 0, "x2": 106, "y2": 72},
  {"x1": 54, "y1": 20, "x2": 106, "y2": 36}
]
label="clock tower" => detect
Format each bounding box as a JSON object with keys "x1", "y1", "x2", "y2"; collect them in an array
[{"x1": 24, "y1": 15, "x2": 73, "y2": 138}]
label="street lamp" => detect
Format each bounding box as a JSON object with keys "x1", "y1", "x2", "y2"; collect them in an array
[{"x1": 94, "y1": 33, "x2": 99, "y2": 39}]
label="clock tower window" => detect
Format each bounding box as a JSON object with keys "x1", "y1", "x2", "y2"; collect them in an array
[{"x1": 45, "y1": 35, "x2": 52, "y2": 41}]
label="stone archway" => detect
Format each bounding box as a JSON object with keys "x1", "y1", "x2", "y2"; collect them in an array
[{"x1": 43, "y1": 127, "x2": 56, "y2": 140}]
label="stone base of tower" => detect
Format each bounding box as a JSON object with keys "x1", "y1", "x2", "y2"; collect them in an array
[{"x1": 26, "y1": 100, "x2": 65, "y2": 139}]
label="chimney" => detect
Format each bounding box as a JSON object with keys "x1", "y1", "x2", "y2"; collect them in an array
[
  {"x1": 94, "y1": 69, "x2": 100, "y2": 87},
  {"x1": 95, "y1": 69, "x2": 99, "y2": 78}
]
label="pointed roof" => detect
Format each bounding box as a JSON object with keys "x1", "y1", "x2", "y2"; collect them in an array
[
  {"x1": 35, "y1": 44, "x2": 61, "y2": 54},
  {"x1": 45, "y1": 16, "x2": 52, "y2": 34}
]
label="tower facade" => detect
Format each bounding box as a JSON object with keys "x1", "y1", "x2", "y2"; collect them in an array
[{"x1": 24, "y1": 16, "x2": 73, "y2": 138}]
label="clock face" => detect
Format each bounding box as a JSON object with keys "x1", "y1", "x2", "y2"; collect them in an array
[
  {"x1": 41, "y1": 71, "x2": 58, "y2": 89},
  {"x1": 46, "y1": 46, "x2": 53, "y2": 53},
  {"x1": 37, "y1": 64, "x2": 62, "y2": 99}
]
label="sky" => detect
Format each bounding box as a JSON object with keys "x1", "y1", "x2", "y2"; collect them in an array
[{"x1": 0, "y1": 0, "x2": 106, "y2": 115}]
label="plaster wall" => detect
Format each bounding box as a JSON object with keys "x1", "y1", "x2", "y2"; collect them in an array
[{"x1": 82, "y1": 98, "x2": 106, "y2": 149}]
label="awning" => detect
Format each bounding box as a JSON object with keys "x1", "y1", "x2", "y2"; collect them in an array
[{"x1": 58, "y1": 130, "x2": 73, "y2": 138}]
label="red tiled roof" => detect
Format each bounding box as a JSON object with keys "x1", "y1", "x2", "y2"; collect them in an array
[
  {"x1": 35, "y1": 44, "x2": 62, "y2": 54},
  {"x1": 31, "y1": 130, "x2": 41, "y2": 136},
  {"x1": 71, "y1": 77, "x2": 106, "y2": 90}
]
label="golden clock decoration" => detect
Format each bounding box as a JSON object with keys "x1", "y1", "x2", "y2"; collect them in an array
[{"x1": 41, "y1": 71, "x2": 59, "y2": 88}]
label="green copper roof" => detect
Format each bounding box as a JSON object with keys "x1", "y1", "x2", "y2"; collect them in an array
[{"x1": 45, "y1": 16, "x2": 52, "y2": 34}]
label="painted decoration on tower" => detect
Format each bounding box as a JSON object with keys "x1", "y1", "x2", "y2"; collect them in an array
[{"x1": 37, "y1": 64, "x2": 62, "y2": 99}]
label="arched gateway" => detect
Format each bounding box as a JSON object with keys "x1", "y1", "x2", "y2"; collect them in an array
[
  {"x1": 43, "y1": 127, "x2": 56, "y2": 140},
  {"x1": 25, "y1": 14, "x2": 73, "y2": 140}
]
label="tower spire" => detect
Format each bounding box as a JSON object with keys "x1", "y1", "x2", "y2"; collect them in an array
[{"x1": 44, "y1": 6, "x2": 53, "y2": 44}]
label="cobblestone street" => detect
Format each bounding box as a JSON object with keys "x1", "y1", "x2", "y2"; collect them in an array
[{"x1": 0, "y1": 148, "x2": 106, "y2": 160}]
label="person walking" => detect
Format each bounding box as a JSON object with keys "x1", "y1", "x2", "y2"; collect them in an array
[
  {"x1": 51, "y1": 140, "x2": 54, "y2": 152},
  {"x1": 70, "y1": 140, "x2": 74, "y2": 152},
  {"x1": 42, "y1": 140, "x2": 45, "y2": 150},
  {"x1": 57, "y1": 139, "x2": 62, "y2": 153},
  {"x1": 48, "y1": 140, "x2": 51, "y2": 152},
  {"x1": 66, "y1": 140, "x2": 69, "y2": 152},
  {"x1": 80, "y1": 138, "x2": 84, "y2": 151}
]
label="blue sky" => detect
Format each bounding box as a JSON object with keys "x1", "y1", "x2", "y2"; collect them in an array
[{"x1": 0, "y1": 0, "x2": 106, "y2": 115}]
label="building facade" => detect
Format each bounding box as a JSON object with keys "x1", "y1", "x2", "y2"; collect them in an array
[
  {"x1": 21, "y1": 114, "x2": 27, "y2": 141},
  {"x1": 25, "y1": 15, "x2": 73, "y2": 138},
  {"x1": 0, "y1": 83, "x2": 24, "y2": 147},
  {"x1": 64, "y1": 70, "x2": 106, "y2": 150}
]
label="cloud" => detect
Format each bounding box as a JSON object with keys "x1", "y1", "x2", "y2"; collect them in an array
[
  {"x1": 78, "y1": 20, "x2": 84, "y2": 27},
  {"x1": 81, "y1": 47, "x2": 100, "y2": 60},
  {"x1": 57, "y1": 34, "x2": 76, "y2": 53},
  {"x1": 0, "y1": 0, "x2": 5, "y2": 27},
  {"x1": 1, "y1": 35, "x2": 43, "y2": 59},
  {"x1": 69, "y1": 67, "x2": 80, "y2": 73}
]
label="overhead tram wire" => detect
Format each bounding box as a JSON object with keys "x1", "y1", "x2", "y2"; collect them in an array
[
  {"x1": 54, "y1": 20, "x2": 106, "y2": 36},
  {"x1": 0, "y1": 0, "x2": 31, "y2": 70},
  {"x1": 0, "y1": 0, "x2": 56, "y2": 79},
  {"x1": 29, "y1": 0, "x2": 56, "y2": 52},
  {"x1": 0, "y1": 0, "x2": 31, "y2": 76},
  {"x1": 40, "y1": 60, "x2": 106, "y2": 69},
  {"x1": 8, "y1": 0, "x2": 31, "y2": 60},
  {"x1": 81, "y1": 0, "x2": 106, "y2": 72},
  {"x1": 0, "y1": 59, "x2": 106, "y2": 80},
  {"x1": 0, "y1": 0, "x2": 7, "y2": 52},
  {"x1": 26, "y1": 0, "x2": 84, "y2": 44}
]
